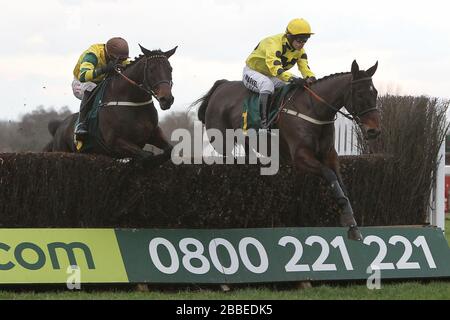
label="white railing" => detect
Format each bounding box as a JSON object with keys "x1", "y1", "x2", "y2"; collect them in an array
[
  {"x1": 430, "y1": 142, "x2": 446, "y2": 230},
  {"x1": 334, "y1": 110, "x2": 359, "y2": 155},
  {"x1": 335, "y1": 113, "x2": 446, "y2": 231}
]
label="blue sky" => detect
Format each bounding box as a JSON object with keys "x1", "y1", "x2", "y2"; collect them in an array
[{"x1": 0, "y1": 0, "x2": 449, "y2": 120}]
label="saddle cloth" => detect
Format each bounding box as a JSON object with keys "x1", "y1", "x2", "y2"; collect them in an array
[
  {"x1": 74, "y1": 80, "x2": 108, "y2": 153},
  {"x1": 241, "y1": 83, "x2": 295, "y2": 133}
]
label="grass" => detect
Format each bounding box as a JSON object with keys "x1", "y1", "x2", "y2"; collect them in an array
[
  {"x1": 0, "y1": 281, "x2": 449, "y2": 300},
  {"x1": 0, "y1": 219, "x2": 449, "y2": 300}
]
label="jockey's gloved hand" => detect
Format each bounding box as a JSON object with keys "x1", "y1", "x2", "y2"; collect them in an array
[
  {"x1": 305, "y1": 77, "x2": 316, "y2": 86},
  {"x1": 96, "y1": 61, "x2": 116, "y2": 76},
  {"x1": 289, "y1": 77, "x2": 306, "y2": 87}
]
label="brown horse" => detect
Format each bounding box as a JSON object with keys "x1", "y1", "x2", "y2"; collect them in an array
[
  {"x1": 44, "y1": 45, "x2": 177, "y2": 166},
  {"x1": 194, "y1": 60, "x2": 380, "y2": 240}
]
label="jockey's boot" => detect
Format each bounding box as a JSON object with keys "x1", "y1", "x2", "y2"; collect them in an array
[
  {"x1": 259, "y1": 92, "x2": 271, "y2": 130},
  {"x1": 74, "y1": 90, "x2": 94, "y2": 141}
]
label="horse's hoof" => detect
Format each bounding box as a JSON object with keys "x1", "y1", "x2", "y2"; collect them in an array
[{"x1": 348, "y1": 227, "x2": 363, "y2": 241}]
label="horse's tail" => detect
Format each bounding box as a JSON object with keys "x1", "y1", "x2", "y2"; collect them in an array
[
  {"x1": 42, "y1": 119, "x2": 62, "y2": 152},
  {"x1": 48, "y1": 119, "x2": 62, "y2": 136},
  {"x1": 191, "y1": 79, "x2": 228, "y2": 124}
]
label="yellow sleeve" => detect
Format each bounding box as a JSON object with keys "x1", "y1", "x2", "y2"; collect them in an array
[
  {"x1": 264, "y1": 39, "x2": 294, "y2": 82},
  {"x1": 78, "y1": 52, "x2": 99, "y2": 83},
  {"x1": 297, "y1": 52, "x2": 315, "y2": 79}
]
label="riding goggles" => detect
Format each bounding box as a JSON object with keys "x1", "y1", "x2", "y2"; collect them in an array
[{"x1": 292, "y1": 35, "x2": 310, "y2": 43}]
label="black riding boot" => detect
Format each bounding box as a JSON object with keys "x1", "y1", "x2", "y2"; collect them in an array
[
  {"x1": 259, "y1": 92, "x2": 271, "y2": 129},
  {"x1": 74, "y1": 90, "x2": 94, "y2": 141}
]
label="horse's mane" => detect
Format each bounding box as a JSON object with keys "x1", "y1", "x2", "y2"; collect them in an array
[
  {"x1": 125, "y1": 49, "x2": 165, "y2": 69},
  {"x1": 127, "y1": 54, "x2": 145, "y2": 68},
  {"x1": 314, "y1": 72, "x2": 351, "y2": 84}
]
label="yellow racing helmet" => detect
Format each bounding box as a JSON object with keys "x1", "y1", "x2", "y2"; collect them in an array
[{"x1": 286, "y1": 18, "x2": 314, "y2": 35}]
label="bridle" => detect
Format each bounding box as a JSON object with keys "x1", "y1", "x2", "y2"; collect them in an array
[
  {"x1": 342, "y1": 77, "x2": 379, "y2": 124},
  {"x1": 303, "y1": 77, "x2": 378, "y2": 124},
  {"x1": 114, "y1": 54, "x2": 173, "y2": 102}
]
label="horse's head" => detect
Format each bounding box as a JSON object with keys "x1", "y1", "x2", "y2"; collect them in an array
[
  {"x1": 139, "y1": 44, "x2": 177, "y2": 110},
  {"x1": 346, "y1": 60, "x2": 381, "y2": 140}
]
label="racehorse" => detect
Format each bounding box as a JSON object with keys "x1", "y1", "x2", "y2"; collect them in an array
[
  {"x1": 194, "y1": 60, "x2": 380, "y2": 240},
  {"x1": 44, "y1": 45, "x2": 177, "y2": 166}
]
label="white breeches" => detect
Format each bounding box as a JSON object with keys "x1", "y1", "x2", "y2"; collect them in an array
[{"x1": 242, "y1": 66, "x2": 286, "y2": 94}]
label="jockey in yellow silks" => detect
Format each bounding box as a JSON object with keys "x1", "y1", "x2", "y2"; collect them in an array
[
  {"x1": 72, "y1": 37, "x2": 130, "y2": 140},
  {"x1": 243, "y1": 18, "x2": 316, "y2": 129}
]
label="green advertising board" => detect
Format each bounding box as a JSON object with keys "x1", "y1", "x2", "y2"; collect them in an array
[
  {"x1": 115, "y1": 227, "x2": 450, "y2": 283},
  {"x1": 0, "y1": 227, "x2": 449, "y2": 284}
]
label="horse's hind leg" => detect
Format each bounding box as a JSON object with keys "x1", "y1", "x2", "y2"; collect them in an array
[{"x1": 294, "y1": 147, "x2": 363, "y2": 241}]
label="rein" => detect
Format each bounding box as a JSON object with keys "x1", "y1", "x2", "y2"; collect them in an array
[
  {"x1": 303, "y1": 85, "x2": 355, "y2": 122},
  {"x1": 280, "y1": 76, "x2": 377, "y2": 126}
]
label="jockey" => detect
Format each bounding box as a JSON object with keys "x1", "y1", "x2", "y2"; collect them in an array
[
  {"x1": 243, "y1": 18, "x2": 317, "y2": 129},
  {"x1": 72, "y1": 37, "x2": 130, "y2": 140}
]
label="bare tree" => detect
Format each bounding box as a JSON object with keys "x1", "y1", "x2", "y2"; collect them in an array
[{"x1": 0, "y1": 106, "x2": 72, "y2": 152}]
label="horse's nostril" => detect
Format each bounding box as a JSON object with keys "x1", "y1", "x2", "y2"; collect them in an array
[{"x1": 164, "y1": 96, "x2": 174, "y2": 105}]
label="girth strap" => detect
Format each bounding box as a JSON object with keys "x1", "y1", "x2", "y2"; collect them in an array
[
  {"x1": 100, "y1": 100, "x2": 154, "y2": 107},
  {"x1": 281, "y1": 108, "x2": 335, "y2": 125}
]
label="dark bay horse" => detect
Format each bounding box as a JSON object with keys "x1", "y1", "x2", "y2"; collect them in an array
[
  {"x1": 194, "y1": 60, "x2": 380, "y2": 240},
  {"x1": 44, "y1": 45, "x2": 177, "y2": 165}
]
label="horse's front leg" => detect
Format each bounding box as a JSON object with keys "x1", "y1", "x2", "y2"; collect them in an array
[
  {"x1": 114, "y1": 137, "x2": 169, "y2": 169},
  {"x1": 294, "y1": 147, "x2": 363, "y2": 241},
  {"x1": 147, "y1": 126, "x2": 173, "y2": 162},
  {"x1": 323, "y1": 148, "x2": 349, "y2": 198},
  {"x1": 322, "y1": 148, "x2": 362, "y2": 240},
  {"x1": 113, "y1": 138, "x2": 155, "y2": 161}
]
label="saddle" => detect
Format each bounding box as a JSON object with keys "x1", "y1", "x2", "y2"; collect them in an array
[{"x1": 241, "y1": 83, "x2": 295, "y2": 133}]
